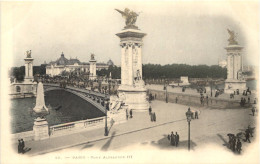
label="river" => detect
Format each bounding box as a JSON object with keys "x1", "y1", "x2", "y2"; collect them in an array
[{"x1": 10, "y1": 90, "x2": 105, "y2": 134}]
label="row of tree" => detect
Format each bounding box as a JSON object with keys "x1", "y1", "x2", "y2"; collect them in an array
[
  {"x1": 10, "y1": 64, "x2": 227, "y2": 82},
  {"x1": 97, "y1": 64, "x2": 227, "y2": 79},
  {"x1": 10, "y1": 65, "x2": 46, "y2": 82}
]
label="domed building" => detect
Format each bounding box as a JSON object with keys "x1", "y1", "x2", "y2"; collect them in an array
[
  {"x1": 46, "y1": 52, "x2": 112, "y2": 77},
  {"x1": 107, "y1": 59, "x2": 114, "y2": 66}
]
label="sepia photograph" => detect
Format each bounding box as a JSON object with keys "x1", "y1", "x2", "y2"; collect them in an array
[{"x1": 0, "y1": 1, "x2": 259, "y2": 164}]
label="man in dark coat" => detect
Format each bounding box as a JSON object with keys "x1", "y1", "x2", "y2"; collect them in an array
[
  {"x1": 236, "y1": 139, "x2": 242, "y2": 154},
  {"x1": 149, "y1": 106, "x2": 152, "y2": 115},
  {"x1": 130, "y1": 109, "x2": 133, "y2": 118},
  {"x1": 170, "y1": 132, "x2": 175, "y2": 146},
  {"x1": 18, "y1": 139, "x2": 21, "y2": 154},
  {"x1": 252, "y1": 107, "x2": 255, "y2": 116},
  {"x1": 175, "y1": 132, "x2": 179, "y2": 147},
  {"x1": 245, "y1": 129, "x2": 251, "y2": 143},
  {"x1": 153, "y1": 112, "x2": 156, "y2": 122},
  {"x1": 21, "y1": 139, "x2": 25, "y2": 154},
  {"x1": 195, "y1": 111, "x2": 199, "y2": 119}
]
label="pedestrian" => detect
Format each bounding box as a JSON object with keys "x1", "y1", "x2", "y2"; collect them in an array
[
  {"x1": 149, "y1": 106, "x2": 152, "y2": 115},
  {"x1": 236, "y1": 139, "x2": 242, "y2": 154},
  {"x1": 245, "y1": 129, "x2": 251, "y2": 143},
  {"x1": 248, "y1": 125, "x2": 253, "y2": 137},
  {"x1": 232, "y1": 137, "x2": 236, "y2": 152},
  {"x1": 195, "y1": 111, "x2": 199, "y2": 119},
  {"x1": 150, "y1": 112, "x2": 154, "y2": 122},
  {"x1": 228, "y1": 135, "x2": 232, "y2": 149},
  {"x1": 175, "y1": 132, "x2": 179, "y2": 147},
  {"x1": 21, "y1": 139, "x2": 25, "y2": 154},
  {"x1": 130, "y1": 109, "x2": 133, "y2": 118},
  {"x1": 170, "y1": 132, "x2": 175, "y2": 146},
  {"x1": 18, "y1": 139, "x2": 21, "y2": 154},
  {"x1": 126, "y1": 109, "x2": 129, "y2": 120},
  {"x1": 252, "y1": 107, "x2": 255, "y2": 116},
  {"x1": 153, "y1": 112, "x2": 156, "y2": 122},
  {"x1": 248, "y1": 97, "x2": 251, "y2": 104},
  {"x1": 254, "y1": 98, "x2": 257, "y2": 104},
  {"x1": 167, "y1": 134, "x2": 170, "y2": 141},
  {"x1": 175, "y1": 97, "x2": 178, "y2": 103},
  {"x1": 206, "y1": 96, "x2": 209, "y2": 106}
]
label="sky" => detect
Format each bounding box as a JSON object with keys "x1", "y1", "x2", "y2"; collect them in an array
[{"x1": 2, "y1": 1, "x2": 259, "y2": 67}]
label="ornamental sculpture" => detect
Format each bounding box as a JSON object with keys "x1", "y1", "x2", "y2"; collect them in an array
[
  {"x1": 91, "y1": 53, "x2": 95, "y2": 60},
  {"x1": 115, "y1": 8, "x2": 140, "y2": 28},
  {"x1": 227, "y1": 29, "x2": 238, "y2": 45},
  {"x1": 26, "y1": 50, "x2": 32, "y2": 58}
]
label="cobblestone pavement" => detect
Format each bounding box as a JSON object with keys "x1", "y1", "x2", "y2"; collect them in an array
[{"x1": 13, "y1": 100, "x2": 258, "y2": 158}]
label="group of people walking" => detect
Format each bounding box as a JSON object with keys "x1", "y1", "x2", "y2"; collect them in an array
[
  {"x1": 228, "y1": 135, "x2": 242, "y2": 154},
  {"x1": 168, "y1": 132, "x2": 180, "y2": 147},
  {"x1": 227, "y1": 125, "x2": 254, "y2": 154}
]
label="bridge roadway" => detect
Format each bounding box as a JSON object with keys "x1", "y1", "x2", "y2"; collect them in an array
[{"x1": 43, "y1": 83, "x2": 109, "y2": 114}]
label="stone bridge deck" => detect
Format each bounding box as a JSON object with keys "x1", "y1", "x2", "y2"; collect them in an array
[{"x1": 43, "y1": 83, "x2": 110, "y2": 114}]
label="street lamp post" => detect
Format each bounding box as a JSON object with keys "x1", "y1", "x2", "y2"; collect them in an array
[
  {"x1": 104, "y1": 94, "x2": 108, "y2": 136},
  {"x1": 164, "y1": 78, "x2": 168, "y2": 103},
  {"x1": 185, "y1": 108, "x2": 192, "y2": 151}
]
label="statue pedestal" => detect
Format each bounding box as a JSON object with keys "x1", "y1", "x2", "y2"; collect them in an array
[
  {"x1": 224, "y1": 79, "x2": 247, "y2": 94},
  {"x1": 33, "y1": 117, "x2": 49, "y2": 141},
  {"x1": 118, "y1": 85, "x2": 149, "y2": 111}
]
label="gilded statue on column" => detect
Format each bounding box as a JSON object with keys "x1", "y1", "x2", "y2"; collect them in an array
[
  {"x1": 115, "y1": 8, "x2": 140, "y2": 28},
  {"x1": 227, "y1": 29, "x2": 238, "y2": 45},
  {"x1": 26, "y1": 50, "x2": 32, "y2": 58}
]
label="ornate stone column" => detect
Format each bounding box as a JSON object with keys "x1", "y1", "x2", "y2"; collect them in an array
[
  {"x1": 137, "y1": 43, "x2": 143, "y2": 78},
  {"x1": 24, "y1": 51, "x2": 34, "y2": 83},
  {"x1": 127, "y1": 42, "x2": 134, "y2": 86}
]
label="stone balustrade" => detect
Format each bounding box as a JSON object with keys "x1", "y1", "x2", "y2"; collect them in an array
[
  {"x1": 49, "y1": 116, "x2": 107, "y2": 137},
  {"x1": 12, "y1": 116, "x2": 109, "y2": 142}
]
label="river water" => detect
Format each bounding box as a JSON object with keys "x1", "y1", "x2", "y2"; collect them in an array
[{"x1": 10, "y1": 90, "x2": 105, "y2": 134}]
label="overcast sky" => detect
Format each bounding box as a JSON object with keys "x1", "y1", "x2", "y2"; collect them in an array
[{"x1": 5, "y1": 1, "x2": 259, "y2": 67}]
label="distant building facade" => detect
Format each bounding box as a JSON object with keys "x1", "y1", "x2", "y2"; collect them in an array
[
  {"x1": 46, "y1": 52, "x2": 113, "y2": 77},
  {"x1": 218, "y1": 59, "x2": 227, "y2": 68}
]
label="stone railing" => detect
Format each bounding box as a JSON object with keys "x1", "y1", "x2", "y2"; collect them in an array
[
  {"x1": 49, "y1": 116, "x2": 108, "y2": 137},
  {"x1": 12, "y1": 116, "x2": 109, "y2": 142}
]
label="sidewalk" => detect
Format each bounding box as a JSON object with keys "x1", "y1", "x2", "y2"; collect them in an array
[
  {"x1": 147, "y1": 84, "x2": 257, "y2": 102},
  {"x1": 13, "y1": 100, "x2": 257, "y2": 156}
]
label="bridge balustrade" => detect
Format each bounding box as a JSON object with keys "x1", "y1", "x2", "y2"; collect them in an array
[{"x1": 49, "y1": 116, "x2": 106, "y2": 136}]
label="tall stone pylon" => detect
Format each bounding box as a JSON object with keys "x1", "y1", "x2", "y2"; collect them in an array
[
  {"x1": 89, "y1": 54, "x2": 97, "y2": 80},
  {"x1": 24, "y1": 50, "x2": 34, "y2": 83},
  {"x1": 33, "y1": 82, "x2": 49, "y2": 140},
  {"x1": 224, "y1": 29, "x2": 246, "y2": 93},
  {"x1": 115, "y1": 8, "x2": 149, "y2": 111}
]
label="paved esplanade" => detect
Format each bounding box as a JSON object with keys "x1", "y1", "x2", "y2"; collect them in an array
[
  {"x1": 146, "y1": 84, "x2": 257, "y2": 101},
  {"x1": 14, "y1": 100, "x2": 257, "y2": 155}
]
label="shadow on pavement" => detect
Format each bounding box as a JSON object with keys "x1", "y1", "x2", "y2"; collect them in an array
[
  {"x1": 101, "y1": 131, "x2": 116, "y2": 151},
  {"x1": 23, "y1": 147, "x2": 32, "y2": 154},
  {"x1": 217, "y1": 133, "x2": 228, "y2": 147},
  {"x1": 150, "y1": 134, "x2": 197, "y2": 150},
  {"x1": 80, "y1": 144, "x2": 94, "y2": 150}
]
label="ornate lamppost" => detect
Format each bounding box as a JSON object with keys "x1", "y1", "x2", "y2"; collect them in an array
[
  {"x1": 186, "y1": 107, "x2": 192, "y2": 151},
  {"x1": 104, "y1": 94, "x2": 109, "y2": 136}
]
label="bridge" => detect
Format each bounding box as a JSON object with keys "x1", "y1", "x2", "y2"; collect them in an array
[{"x1": 43, "y1": 83, "x2": 110, "y2": 114}]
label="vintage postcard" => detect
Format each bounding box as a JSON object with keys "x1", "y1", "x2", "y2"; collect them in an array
[{"x1": 1, "y1": 1, "x2": 259, "y2": 164}]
